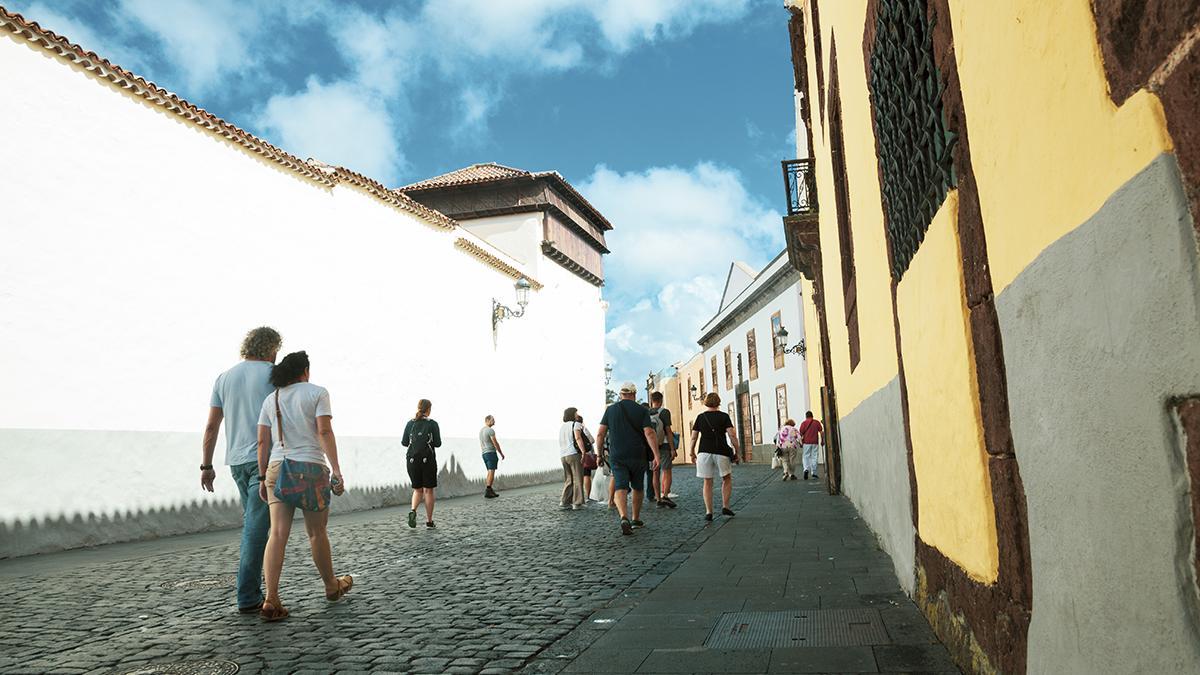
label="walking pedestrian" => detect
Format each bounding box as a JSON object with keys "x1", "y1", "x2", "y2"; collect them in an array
[
  {"x1": 559, "y1": 407, "x2": 586, "y2": 510},
  {"x1": 643, "y1": 401, "x2": 660, "y2": 502},
  {"x1": 480, "y1": 415, "x2": 504, "y2": 499},
  {"x1": 799, "y1": 411, "x2": 823, "y2": 480},
  {"x1": 577, "y1": 414, "x2": 599, "y2": 502},
  {"x1": 648, "y1": 392, "x2": 677, "y2": 508},
  {"x1": 404, "y1": 399, "x2": 442, "y2": 528},
  {"x1": 776, "y1": 418, "x2": 800, "y2": 481},
  {"x1": 255, "y1": 351, "x2": 353, "y2": 622},
  {"x1": 201, "y1": 326, "x2": 281, "y2": 615},
  {"x1": 688, "y1": 392, "x2": 740, "y2": 521},
  {"x1": 596, "y1": 383, "x2": 660, "y2": 535}
]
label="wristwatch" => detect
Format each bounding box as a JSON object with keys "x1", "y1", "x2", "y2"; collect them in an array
[{"x1": 200, "y1": 464, "x2": 214, "y2": 470}]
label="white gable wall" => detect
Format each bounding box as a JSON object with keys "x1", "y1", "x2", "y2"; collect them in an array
[{"x1": 0, "y1": 32, "x2": 606, "y2": 551}]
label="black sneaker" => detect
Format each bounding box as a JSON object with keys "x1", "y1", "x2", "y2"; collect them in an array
[
  {"x1": 631, "y1": 520, "x2": 645, "y2": 529},
  {"x1": 803, "y1": 470, "x2": 809, "y2": 480},
  {"x1": 656, "y1": 500, "x2": 667, "y2": 508},
  {"x1": 484, "y1": 486, "x2": 499, "y2": 498},
  {"x1": 407, "y1": 510, "x2": 417, "y2": 528},
  {"x1": 721, "y1": 508, "x2": 735, "y2": 517},
  {"x1": 704, "y1": 513, "x2": 713, "y2": 522},
  {"x1": 661, "y1": 498, "x2": 678, "y2": 509},
  {"x1": 620, "y1": 519, "x2": 633, "y2": 535},
  {"x1": 812, "y1": 473, "x2": 819, "y2": 479},
  {"x1": 426, "y1": 521, "x2": 436, "y2": 528}
]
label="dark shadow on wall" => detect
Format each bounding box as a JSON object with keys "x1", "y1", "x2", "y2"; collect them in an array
[{"x1": 1, "y1": 458, "x2": 559, "y2": 560}]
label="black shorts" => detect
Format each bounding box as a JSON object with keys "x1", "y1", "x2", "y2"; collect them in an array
[{"x1": 407, "y1": 450, "x2": 438, "y2": 489}]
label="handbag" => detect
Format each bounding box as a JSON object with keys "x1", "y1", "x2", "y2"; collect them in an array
[
  {"x1": 272, "y1": 389, "x2": 332, "y2": 512},
  {"x1": 582, "y1": 451, "x2": 598, "y2": 470}
]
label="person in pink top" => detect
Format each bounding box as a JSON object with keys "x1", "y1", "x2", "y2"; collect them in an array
[
  {"x1": 798, "y1": 411, "x2": 824, "y2": 480},
  {"x1": 775, "y1": 419, "x2": 800, "y2": 481}
]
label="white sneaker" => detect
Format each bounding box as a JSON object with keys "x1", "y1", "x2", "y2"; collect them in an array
[{"x1": 667, "y1": 492, "x2": 678, "y2": 499}]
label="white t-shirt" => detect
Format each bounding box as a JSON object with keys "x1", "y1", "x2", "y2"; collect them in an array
[
  {"x1": 558, "y1": 421, "x2": 582, "y2": 458},
  {"x1": 257, "y1": 382, "x2": 333, "y2": 465}
]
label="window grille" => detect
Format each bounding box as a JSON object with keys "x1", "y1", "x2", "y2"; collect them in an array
[{"x1": 868, "y1": 0, "x2": 957, "y2": 279}]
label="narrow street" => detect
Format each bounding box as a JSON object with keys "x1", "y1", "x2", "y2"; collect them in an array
[{"x1": 0, "y1": 466, "x2": 953, "y2": 675}]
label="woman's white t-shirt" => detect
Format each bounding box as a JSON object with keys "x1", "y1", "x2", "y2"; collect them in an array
[
  {"x1": 257, "y1": 382, "x2": 332, "y2": 465},
  {"x1": 558, "y1": 421, "x2": 582, "y2": 458}
]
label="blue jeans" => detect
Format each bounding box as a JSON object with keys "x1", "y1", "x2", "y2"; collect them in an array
[{"x1": 231, "y1": 461, "x2": 270, "y2": 609}]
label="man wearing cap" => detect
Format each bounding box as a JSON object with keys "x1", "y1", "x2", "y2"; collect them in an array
[{"x1": 596, "y1": 382, "x2": 660, "y2": 536}]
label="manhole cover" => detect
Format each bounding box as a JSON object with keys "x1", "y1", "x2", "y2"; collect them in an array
[
  {"x1": 158, "y1": 574, "x2": 237, "y2": 590},
  {"x1": 705, "y1": 609, "x2": 889, "y2": 648},
  {"x1": 113, "y1": 660, "x2": 239, "y2": 675}
]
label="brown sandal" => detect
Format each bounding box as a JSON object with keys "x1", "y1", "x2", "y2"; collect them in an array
[
  {"x1": 326, "y1": 574, "x2": 354, "y2": 602},
  {"x1": 259, "y1": 601, "x2": 289, "y2": 622}
]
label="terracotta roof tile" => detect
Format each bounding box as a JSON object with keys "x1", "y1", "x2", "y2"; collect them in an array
[{"x1": 399, "y1": 163, "x2": 531, "y2": 191}]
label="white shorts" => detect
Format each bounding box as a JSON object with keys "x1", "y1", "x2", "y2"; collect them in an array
[{"x1": 695, "y1": 452, "x2": 732, "y2": 479}]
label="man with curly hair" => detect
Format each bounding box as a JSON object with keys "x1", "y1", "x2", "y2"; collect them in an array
[{"x1": 201, "y1": 326, "x2": 281, "y2": 614}]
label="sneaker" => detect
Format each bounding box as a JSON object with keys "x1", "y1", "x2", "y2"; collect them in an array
[
  {"x1": 667, "y1": 492, "x2": 678, "y2": 499},
  {"x1": 631, "y1": 519, "x2": 645, "y2": 529},
  {"x1": 484, "y1": 486, "x2": 499, "y2": 498},
  {"x1": 426, "y1": 521, "x2": 436, "y2": 528},
  {"x1": 620, "y1": 519, "x2": 633, "y2": 535},
  {"x1": 656, "y1": 500, "x2": 667, "y2": 508},
  {"x1": 407, "y1": 510, "x2": 417, "y2": 528},
  {"x1": 803, "y1": 470, "x2": 810, "y2": 480},
  {"x1": 660, "y1": 498, "x2": 678, "y2": 509},
  {"x1": 704, "y1": 513, "x2": 713, "y2": 522},
  {"x1": 721, "y1": 508, "x2": 735, "y2": 517},
  {"x1": 812, "y1": 473, "x2": 819, "y2": 479}
]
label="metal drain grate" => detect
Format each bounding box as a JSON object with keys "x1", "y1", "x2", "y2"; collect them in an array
[
  {"x1": 158, "y1": 574, "x2": 237, "y2": 590},
  {"x1": 112, "y1": 660, "x2": 239, "y2": 675},
  {"x1": 705, "y1": 609, "x2": 889, "y2": 649}
]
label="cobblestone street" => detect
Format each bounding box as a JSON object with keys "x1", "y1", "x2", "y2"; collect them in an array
[{"x1": 1, "y1": 467, "x2": 784, "y2": 675}]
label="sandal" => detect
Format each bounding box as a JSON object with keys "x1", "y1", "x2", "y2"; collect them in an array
[
  {"x1": 259, "y1": 601, "x2": 289, "y2": 622},
  {"x1": 326, "y1": 574, "x2": 354, "y2": 602}
]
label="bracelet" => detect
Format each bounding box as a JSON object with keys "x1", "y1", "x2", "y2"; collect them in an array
[{"x1": 200, "y1": 464, "x2": 214, "y2": 470}]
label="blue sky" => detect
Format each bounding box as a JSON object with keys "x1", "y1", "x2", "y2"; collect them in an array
[{"x1": 11, "y1": 0, "x2": 795, "y2": 386}]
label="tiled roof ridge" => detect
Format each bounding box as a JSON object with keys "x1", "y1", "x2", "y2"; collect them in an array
[
  {"x1": 453, "y1": 238, "x2": 544, "y2": 290},
  {"x1": 0, "y1": 6, "x2": 461, "y2": 234},
  {"x1": 397, "y1": 163, "x2": 531, "y2": 191}
]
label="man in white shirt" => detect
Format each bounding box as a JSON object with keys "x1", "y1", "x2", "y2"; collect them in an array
[{"x1": 200, "y1": 326, "x2": 281, "y2": 614}]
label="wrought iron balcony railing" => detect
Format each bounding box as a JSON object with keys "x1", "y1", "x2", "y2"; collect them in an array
[{"x1": 782, "y1": 158, "x2": 818, "y2": 216}]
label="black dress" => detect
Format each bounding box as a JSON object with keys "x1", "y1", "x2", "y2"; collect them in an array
[{"x1": 403, "y1": 417, "x2": 442, "y2": 488}]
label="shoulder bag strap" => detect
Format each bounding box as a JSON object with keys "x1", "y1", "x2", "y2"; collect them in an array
[{"x1": 274, "y1": 388, "x2": 287, "y2": 454}]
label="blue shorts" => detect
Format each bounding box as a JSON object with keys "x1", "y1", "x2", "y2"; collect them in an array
[
  {"x1": 610, "y1": 459, "x2": 647, "y2": 492},
  {"x1": 482, "y1": 451, "x2": 499, "y2": 471}
]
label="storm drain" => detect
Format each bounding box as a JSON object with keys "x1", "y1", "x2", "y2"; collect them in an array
[
  {"x1": 705, "y1": 609, "x2": 889, "y2": 648},
  {"x1": 112, "y1": 660, "x2": 239, "y2": 675},
  {"x1": 158, "y1": 574, "x2": 237, "y2": 591}
]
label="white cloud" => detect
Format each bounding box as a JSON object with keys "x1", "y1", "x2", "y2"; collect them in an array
[
  {"x1": 581, "y1": 162, "x2": 783, "y2": 382},
  {"x1": 255, "y1": 78, "x2": 404, "y2": 184},
  {"x1": 117, "y1": 0, "x2": 264, "y2": 95}
]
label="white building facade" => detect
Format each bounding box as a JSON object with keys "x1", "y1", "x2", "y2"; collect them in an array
[
  {"x1": 696, "y1": 253, "x2": 811, "y2": 461},
  {"x1": 0, "y1": 12, "x2": 609, "y2": 557}
]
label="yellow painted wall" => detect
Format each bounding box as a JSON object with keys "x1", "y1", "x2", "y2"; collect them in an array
[
  {"x1": 896, "y1": 193, "x2": 998, "y2": 581},
  {"x1": 676, "y1": 352, "x2": 705, "y2": 462},
  {"x1": 946, "y1": 0, "x2": 1172, "y2": 294},
  {"x1": 801, "y1": 0, "x2": 901, "y2": 419}
]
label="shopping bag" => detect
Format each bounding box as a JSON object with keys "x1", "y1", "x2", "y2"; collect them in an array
[
  {"x1": 771, "y1": 455, "x2": 782, "y2": 470},
  {"x1": 590, "y1": 467, "x2": 611, "y2": 502}
]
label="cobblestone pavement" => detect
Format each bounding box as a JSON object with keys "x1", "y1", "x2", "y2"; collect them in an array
[
  {"x1": 0, "y1": 466, "x2": 777, "y2": 675},
  {"x1": 524, "y1": 469, "x2": 958, "y2": 675}
]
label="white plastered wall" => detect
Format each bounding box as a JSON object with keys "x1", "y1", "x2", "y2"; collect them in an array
[{"x1": 0, "y1": 33, "x2": 606, "y2": 532}]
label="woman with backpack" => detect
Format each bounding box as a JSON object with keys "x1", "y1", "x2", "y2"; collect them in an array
[
  {"x1": 688, "y1": 392, "x2": 741, "y2": 521},
  {"x1": 403, "y1": 399, "x2": 442, "y2": 528},
  {"x1": 776, "y1": 419, "x2": 800, "y2": 481},
  {"x1": 558, "y1": 406, "x2": 586, "y2": 510}
]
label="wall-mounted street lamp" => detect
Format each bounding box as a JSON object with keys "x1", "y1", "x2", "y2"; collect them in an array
[
  {"x1": 774, "y1": 326, "x2": 806, "y2": 359},
  {"x1": 646, "y1": 371, "x2": 655, "y2": 402},
  {"x1": 493, "y1": 277, "x2": 532, "y2": 332},
  {"x1": 689, "y1": 384, "x2": 703, "y2": 401},
  {"x1": 605, "y1": 364, "x2": 614, "y2": 386}
]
